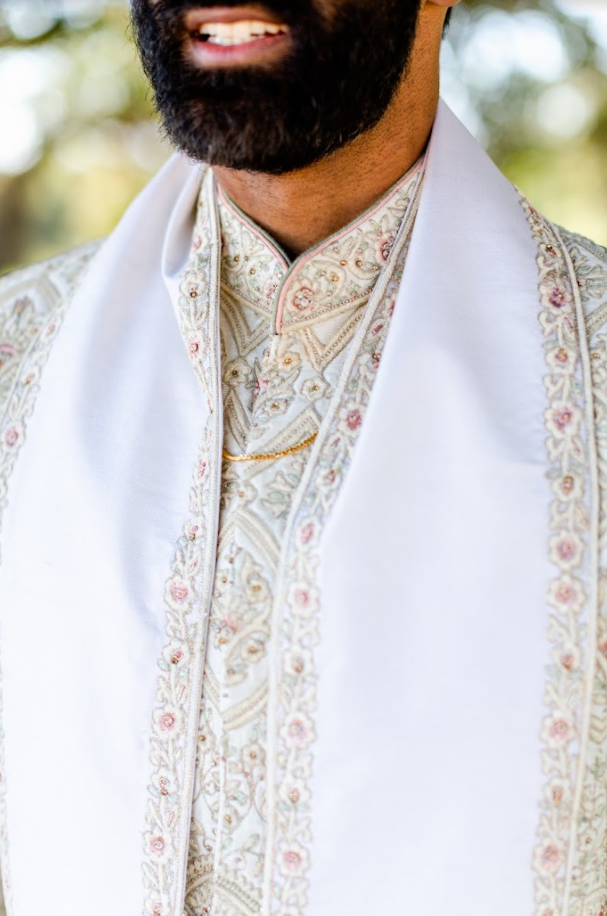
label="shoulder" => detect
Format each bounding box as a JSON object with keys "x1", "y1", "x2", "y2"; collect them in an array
[
  {"x1": 558, "y1": 228, "x2": 607, "y2": 337},
  {"x1": 0, "y1": 241, "x2": 102, "y2": 411}
]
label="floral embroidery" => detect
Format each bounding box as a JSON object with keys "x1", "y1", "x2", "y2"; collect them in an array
[
  {"x1": 277, "y1": 176, "x2": 419, "y2": 331},
  {"x1": 185, "y1": 162, "x2": 424, "y2": 915},
  {"x1": 522, "y1": 201, "x2": 597, "y2": 916},
  {"x1": 0, "y1": 242, "x2": 100, "y2": 915},
  {"x1": 292, "y1": 285, "x2": 315, "y2": 312},
  {"x1": 142, "y1": 168, "x2": 223, "y2": 916},
  {"x1": 563, "y1": 229, "x2": 607, "y2": 916},
  {"x1": 262, "y1": 174, "x2": 424, "y2": 915}
]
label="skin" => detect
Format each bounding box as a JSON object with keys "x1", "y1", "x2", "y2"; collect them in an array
[{"x1": 210, "y1": 0, "x2": 462, "y2": 257}]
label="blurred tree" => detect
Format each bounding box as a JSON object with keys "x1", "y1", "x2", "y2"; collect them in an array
[
  {"x1": 0, "y1": 0, "x2": 606, "y2": 265},
  {"x1": 442, "y1": 0, "x2": 607, "y2": 242},
  {"x1": 0, "y1": 0, "x2": 169, "y2": 272}
]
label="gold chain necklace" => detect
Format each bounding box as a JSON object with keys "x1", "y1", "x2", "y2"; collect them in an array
[{"x1": 222, "y1": 431, "x2": 318, "y2": 463}]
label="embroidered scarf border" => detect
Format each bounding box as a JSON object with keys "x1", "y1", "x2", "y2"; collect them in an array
[
  {"x1": 521, "y1": 200, "x2": 601, "y2": 916},
  {"x1": 261, "y1": 169, "x2": 425, "y2": 915},
  {"x1": 141, "y1": 169, "x2": 223, "y2": 916}
]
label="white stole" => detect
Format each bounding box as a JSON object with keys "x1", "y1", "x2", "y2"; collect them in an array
[{"x1": 0, "y1": 102, "x2": 596, "y2": 916}]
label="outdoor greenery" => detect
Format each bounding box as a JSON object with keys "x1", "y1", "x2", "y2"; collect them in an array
[{"x1": 0, "y1": 0, "x2": 606, "y2": 275}]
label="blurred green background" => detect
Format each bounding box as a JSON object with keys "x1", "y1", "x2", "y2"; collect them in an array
[{"x1": 1, "y1": 0, "x2": 607, "y2": 276}]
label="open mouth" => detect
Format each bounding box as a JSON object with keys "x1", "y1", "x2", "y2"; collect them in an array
[
  {"x1": 185, "y1": 8, "x2": 291, "y2": 64},
  {"x1": 195, "y1": 20, "x2": 289, "y2": 47}
]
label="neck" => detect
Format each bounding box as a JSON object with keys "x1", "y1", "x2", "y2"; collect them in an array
[{"x1": 213, "y1": 7, "x2": 443, "y2": 258}]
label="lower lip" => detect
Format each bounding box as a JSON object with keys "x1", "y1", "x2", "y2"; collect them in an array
[{"x1": 188, "y1": 32, "x2": 290, "y2": 67}]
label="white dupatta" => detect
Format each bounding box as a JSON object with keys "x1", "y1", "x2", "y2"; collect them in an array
[{"x1": 0, "y1": 102, "x2": 599, "y2": 916}]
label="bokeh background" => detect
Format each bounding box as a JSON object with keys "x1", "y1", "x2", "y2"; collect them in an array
[{"x1": 1, "y1": 0, "x2": 607, "y2": 276}]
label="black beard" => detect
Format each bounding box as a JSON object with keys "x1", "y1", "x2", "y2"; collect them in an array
[{"x1": 131, "y1": 0, "x2": 421, "y2": 175}]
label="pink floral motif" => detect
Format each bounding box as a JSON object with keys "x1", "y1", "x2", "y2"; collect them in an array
[
  {"x1": 292, "y1": 286, "x2": 315, "y2": 311},
  {"x1": 0, "y1": 343, "x2": 16, "y2": 368},
  {"x1": 548, "y1": 575, "x2": 583, "y2": 613},
  {"x1": 281, "y1": 713, "x2": 315, "y2": 750},
  {"x1": 154, "y1": 707, "x2": 182, "y2": 738},
  {"x1": 549, "y1": 287, "x2": 568, "y2": 310},
  {"x1": 546, "y1": 780, "x2": 567, "y2": 807},
  {"x1": 283, "y1": 850, "x2": 302, "y2": 872},
  {"x1": 560, "y1": 652, "x2": 574, "y2": 671},
  {"x1": 279, "y1": 843, "x2": 310, "y2": 877},
  {"x1": 150, "y1": 835, "x2": 166, "y2": 855},
  {"x1": 551, "y1": 473, "x2": 581, "y2": 502},
  {"x1": 539, "y1": 844, "x2": 562, "y2": 872},
  {"x1": 146, "y1": 832, "x2": 172, "y2": 863},
  {"x1": 521, "y1": 200, "x2": 594, "y2": 916},
  {"x1": 542, "y1": 712, "x2": 573, "y2": 749},
  {"x1": 145, "y1": 891, "x2": 171, "y2": 916},
  {"x1": 151, "y1": 768, "x2": 175, "y2": 800},
  {"x1": 546, "y1": 346, "x2": 574, "y2": 374},
  {"x1": 551, "y1": 719, "x2": 570, "y2": 742},
  {"x1": 3, "y1": 427, "x2": 20, "y2": 448},
  {"x1": 284, "y1": 646, "x2": 314, "y2": 680},
  {"x1": 379, "y1": 235, "x2": 395, "y2": 261},
  {"x1": 546, "y1": 401, "x2": 579, "y2": 438},
  {"x1": 293, "y1": 587, "x2": 310, "y2": 609},
  {"x1": 299, "y1": 522, "x2": 315, "y2": 545},
  {"x1": 279, "y1": 778, "x2": 311, "y2": 808},
  {"x1": 549, "y1": 533, "x2": 581, "y2": 568},
  {"x1": 346, "y1": 409, "x2": 362, "y2": 431},
  {"x1": 169, "y1": 580, "x2": 189, "y2": 604},
  {"x1": 162, "y1": 641, "x2": 190, "y2": 670}
]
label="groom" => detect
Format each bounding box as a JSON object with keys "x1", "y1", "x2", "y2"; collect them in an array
[{"x1": 0, "y1": 3, "x2": 606, "y2": 916}]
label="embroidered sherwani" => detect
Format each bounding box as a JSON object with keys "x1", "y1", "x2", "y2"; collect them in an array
[
  {"x1": 184, "y1": 166, "x2": 422, "y2": 914},
  {"x1": 1, "y1": 103, "x2": 607, "y2": 916}
]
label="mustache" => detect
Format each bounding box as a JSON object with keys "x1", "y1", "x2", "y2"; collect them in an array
[{"x1": 146, "y1": 0, "x2": 313, "y2": 22}]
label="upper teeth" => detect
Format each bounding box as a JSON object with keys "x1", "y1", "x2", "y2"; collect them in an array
[{"x1": 199, "y1": 20, "x2": 287, "y2": 45}]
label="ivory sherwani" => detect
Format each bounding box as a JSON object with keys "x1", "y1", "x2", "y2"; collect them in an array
[
  {"x1": 184, "y1": 165, "x2": 422, "y2": 915},
  {"x1": 1, "y1": 103, "x2": 607, "y2": 916}
]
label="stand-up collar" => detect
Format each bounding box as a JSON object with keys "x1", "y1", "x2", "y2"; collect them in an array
[{"x1": 215, "y1": 159, "x2": 424, "y2": 335}]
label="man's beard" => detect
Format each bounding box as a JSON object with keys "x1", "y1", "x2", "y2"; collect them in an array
[{"x1": 131, "y1": 0, "x2": 422, "y2": 175}]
